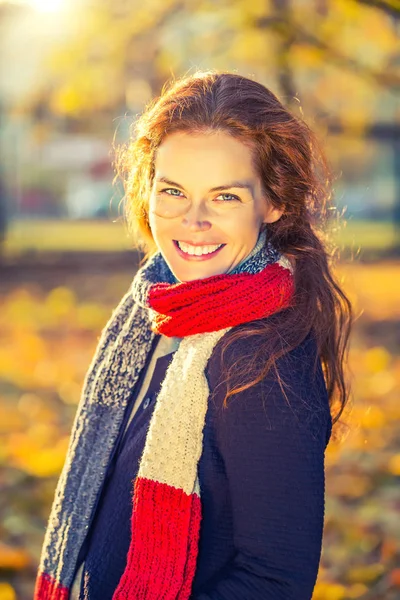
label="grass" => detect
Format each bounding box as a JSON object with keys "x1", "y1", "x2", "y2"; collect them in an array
[{"x1": 2, "y1": 218, "x2": 398, "y2": 255}]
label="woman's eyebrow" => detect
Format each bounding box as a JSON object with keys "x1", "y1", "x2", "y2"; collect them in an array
[{"x1": 156, "y1": 176, "x2": 255, "y2": 195}]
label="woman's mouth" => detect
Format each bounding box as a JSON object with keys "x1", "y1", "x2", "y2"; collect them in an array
[{"x1": 173, "y1": 240, "x2": 226, "y2": 261}]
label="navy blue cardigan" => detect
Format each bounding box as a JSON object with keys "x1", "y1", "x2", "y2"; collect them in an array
[{"x1": 76, "y1": 324, "x2": 332, "y2": 600}]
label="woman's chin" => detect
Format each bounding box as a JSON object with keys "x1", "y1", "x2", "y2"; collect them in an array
[{"x1": 169, "y1": 262, "x2": 227, "y2": 282}]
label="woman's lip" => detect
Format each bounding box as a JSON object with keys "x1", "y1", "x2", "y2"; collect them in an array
[
  {"x1": 175, "y1": 239, "x2": 224, "y2": 246},
  {"x1": 173, "y1": 240, "x2": 225, "y2": 261}
]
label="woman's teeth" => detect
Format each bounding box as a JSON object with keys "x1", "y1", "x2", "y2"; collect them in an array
[{"x1": 177, "y1": 241, "x2": 223, "y2": 256}]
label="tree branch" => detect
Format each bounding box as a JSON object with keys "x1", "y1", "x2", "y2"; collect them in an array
[
  {"x1": 356, "y1": 0, "x2": 400, "y2": 19},
  {"x1": 255, "y1": 15, "x2": 400, "y2": 89}
]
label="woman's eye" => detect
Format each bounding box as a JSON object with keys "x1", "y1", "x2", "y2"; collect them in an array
[
  {"x1": 160, "y1": 188, "x2": 184, "y2": 197},
  {"x1": 216, "y1": 193, "x2": 240, "y2": 202}
]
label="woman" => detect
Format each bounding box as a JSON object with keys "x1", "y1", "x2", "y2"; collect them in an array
[{"x1": 34, "y1": 70, "x2": 352, "y2": 600}]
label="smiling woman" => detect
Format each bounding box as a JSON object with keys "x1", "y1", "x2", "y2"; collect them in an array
[{"x1": 34, "y1": 70, "x2": 352, "y2": 600}]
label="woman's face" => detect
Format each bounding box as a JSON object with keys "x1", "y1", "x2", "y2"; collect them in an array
[{"x1": 148, "y1": 130, "x2": 283, "y2": 282}]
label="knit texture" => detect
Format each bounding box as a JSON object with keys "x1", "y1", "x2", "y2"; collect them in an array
[{"x1": 34, "y1": 229, "x2": 294, "y2": 600}]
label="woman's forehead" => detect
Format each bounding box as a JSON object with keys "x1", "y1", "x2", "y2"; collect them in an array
[{"x1": 154, "y1": 132, "x2": 258, "y2": 184}]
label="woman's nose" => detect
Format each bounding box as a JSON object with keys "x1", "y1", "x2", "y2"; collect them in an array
[{"x1": 181, "y1": 202, "x2": 211, "y2": 230}]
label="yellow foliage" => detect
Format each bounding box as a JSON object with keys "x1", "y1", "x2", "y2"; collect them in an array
[
  {"x1": 0, "y1": 402, "x2": 24, "y2": 434},
  {"x1": 334, "y1": 0, "x2": 399, "y2": 66},
  {"x1": 45, "y1": 287, "x2": 76, "y2": 318},
  {"x1": 364, "y1": 346, "x2": 391, "y2": 373},
  {"x1": 15, "y1": 331, "x2": 46, "y2": 363},
  {"x1": 76, "y1": 303, "x2": 109, "y2": 330},
  {"x1": 388, "y1": 454, "x2": 400, "y2": 476},
  {"x1": 0, "y1": 347, "x2": 14, "y2": 379},
  {"x1": 330, "y1": 473, "x2": 371, "y2": 498},
  {"x1": 333, "y1": 0, "x2": 361, "y2": 20},
  {"x1": 2, "y1": 289, "x2": 37, "y2": 328},
  {"x1": 291, "y1": 45, "x2": 325, "y2": 68},
  {"x1": 17, "y1": 393, "x2": 44, "y2": 418},
  {"x1": 346, "y1": 582, "x2": 368, "y2": 598},
  {"x1": 360, "y1": 405, "x2": 385, "y2": 429},
  {"x1": 229, "y1": 30, "x2": 272, "y2": 64},
  {"x1": 313, "y1": 580, "x2": 347, "y2": 600},
  {"x1": 58, "y1": 380, "x2": 81, "y2": 405},
  {"x1": 50, "y1": 85, "x2": 86, "y2": 117},
  {"x1": 368, "y1": 371, "x2": 396, "y2": 397},
  {"x1": 8, "y1": 434, "x2": 70, "y2": 478},
  {"x1": 337, "y1": 263, "x2": 400, "y2": 320},
  {"x1": 0, "y1": 542, "x2": 30, "y2": 570},
  {"x1": 346, "y1": 562, "x2": 385, "y2": 583},
  {"x1": 0, "y1": 582, "x2": 17, "y2": 600},
  {"x1": 313, "y1": 65, "x2": 376, "y2": 130},
  {"x1": 239, "y1": 0, "x2": 271, "y2": 20},
  {"x1": 18, "y1": 393, "x2": 56, "y2": 425},
  {"x1": 33, "y1": 359, "x2": 59, "y2": 388},
  {"x1": 26, "y1": 423, "x2": 60, "y2": 446}
]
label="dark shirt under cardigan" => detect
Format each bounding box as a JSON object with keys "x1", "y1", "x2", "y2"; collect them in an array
[{"x1": 76, "y1": 321, "x2": 332, "y2": 600}]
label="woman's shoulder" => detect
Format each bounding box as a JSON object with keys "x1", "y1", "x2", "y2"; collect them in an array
[
  {"x1": 206, "y1": 316, "x2": 321, "y2": 389},
  {"x1": 205, "y1": 316, "x2": 331, "y2": 443}
]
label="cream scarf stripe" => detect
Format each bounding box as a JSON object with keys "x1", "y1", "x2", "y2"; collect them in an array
[{"x1": 138, "y1": 327, "x2": 232, "y2": 494}]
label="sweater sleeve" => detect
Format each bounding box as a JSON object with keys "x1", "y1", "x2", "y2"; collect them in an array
[{"x1": 193, "y1": 332, "x2": 332, "y2": 600}]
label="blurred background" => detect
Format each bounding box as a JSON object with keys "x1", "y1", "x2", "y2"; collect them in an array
[{"x1": 0, "y1": 0, "x2": 399, "y2": 598}]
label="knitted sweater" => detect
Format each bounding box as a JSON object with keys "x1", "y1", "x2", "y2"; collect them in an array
[{"x1": 72, "y1": 321, "x2": 332, "y2": 599}]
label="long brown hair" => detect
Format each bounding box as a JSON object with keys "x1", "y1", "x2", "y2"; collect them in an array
[{"x1": 114, "y1": 69, "x2": 353, "y2": 441}]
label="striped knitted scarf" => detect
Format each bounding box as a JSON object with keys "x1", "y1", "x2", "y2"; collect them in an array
[{"x1": 34, "y1": 230, "x2": 294, "y2": 600}]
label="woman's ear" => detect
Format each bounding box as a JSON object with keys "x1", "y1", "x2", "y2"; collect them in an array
[{"x1": 263, "y1": 205, "x2": 284, "y2": 224}]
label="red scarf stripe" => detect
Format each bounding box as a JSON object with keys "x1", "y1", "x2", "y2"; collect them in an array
[
  {"x1": 149, "y1": 262, "x2": 294, "y2": 337},
  {"x1": 176, "y1": 494, "x2": 202, "y2": 600},
  {"x1": 113, "y1": 477, "x2": 201, "y2": 599},
  {"x1": 149, "y1": 262, "x2": 289, "y2": 309},
  {"x1": 34, "y1": 572, "x2": 69, "y2": 600}
]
